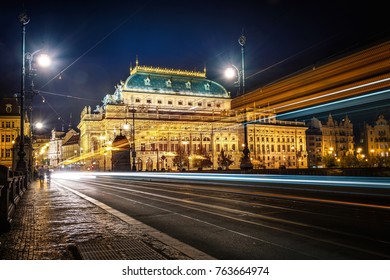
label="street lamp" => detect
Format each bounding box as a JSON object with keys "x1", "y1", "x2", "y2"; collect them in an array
[
  {"x1": 16, "y1": 12, "x2": 51, "y2": 178},
  {"x1": 131, "y1": 106, "x2": 137, "y2": 171},
  {"x1": 225, "y1": 33, "x2": 253, "y2": 172},
  {"x1": 35, "y1": 122, "x2": 43, "y2": 130}
]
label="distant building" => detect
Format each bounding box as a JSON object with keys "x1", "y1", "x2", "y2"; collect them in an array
[
  {"x1": 364, "y1": 115, "x2": 390, "y2": 159},
  {"x1": 0, "y1": 97, "x2": 31, "y2": 169},
  {"x1": 306, "y1": 114, "x2": 354, "y2": 167},
  {"x1": 48, "y1": 128, "x2": 79, "y2": 168},
  {"x1": 246, "y1": 111, "x2": 308, "y2": 169},
  {"x1": 32, "y1": 134, "x2": 50, "y2": 167},
  {"x1": 61, "y1": 131, "x2": 80, "y2": 169}
]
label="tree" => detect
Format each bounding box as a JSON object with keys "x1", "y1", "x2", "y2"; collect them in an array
[
  {"x1": 218, "y1": 149, "x2": 234, "y2": 170},
  {"x1": 322, "y1": 154, "x2": 336, "y2": 168},
  {"x1": 340, "y1": 154, "x2": 359, "y2": 168},
  {"x1": 192, "y1": 154, "x2": 213, "y2": 169},
  {"x1": 172, "y1": 147, "x2": 188, "y2": 171}
]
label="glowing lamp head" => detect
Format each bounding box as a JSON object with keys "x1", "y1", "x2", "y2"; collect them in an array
[
  {"x1": 36, "y1": 53, "x2": 51, "y2": 68},
  {"x1": 35, "y1": 122, "x2": 43, "y2": 129},
  {"x1": 225, "y1": 67, "x2": 237, "y2": 79}
]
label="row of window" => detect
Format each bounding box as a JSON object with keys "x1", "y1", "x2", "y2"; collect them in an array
[
  {"x1": 1, "y1": 134, "x2": 15, "y2": 142},
  {"x1": 127, "y1": 135, "x2": 236, "y2": 142},
  {"x1": 249, "y1": 144, "x2": 305, "y2": 153},
  {"x1": 129, "y1": 136, "x2": 305, "y2": 143},
  {"x1": 138, "y1": 143, "x2": 236, "y2": 152},
  {"x1": 322, "y1": 130, "x2": 353, "y2": 136},
  {"x1": 257, "y1": 155, "x2": 298, "y2": 161},
  {"x1": 1, "y1": 149, "x2": 12, "y2": 158},
  {"x1": 248, "y1": 129, "x2": 305, "y2": 135},
  {"x1": 308, "y1": 143, "x2": 322, "y2": 147},
  {"x1": 369, "y1": 130, "x2": 389, "y2": 135},
  {"x1": 143, "y1": 77, "x2": 211, "y2": 91},
  {"x1": 369, "y1": 143, "x2": 390, "y2": 149},
  {"x1": 1, "y1": 121, "x2": 16, "y2": 128},
  {"x1": 248, "y1": 136, "x2": 303, "y2": 143},
  {"x1": 133, "y1": 98, "x2": 222, "y2": 108},
  {"x1": 134, "y1": 143, "x2": 305, "y2": 154}
]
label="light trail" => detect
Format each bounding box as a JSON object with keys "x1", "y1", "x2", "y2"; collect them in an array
[
  {"x1": 51, "y1": 171, "x2": 390, "y2": 189},
  {"x1": 278, "y1": 77, "x2": 390, "y2": 111},
  {"x1": 54, "y1": 178, "x2": 315, "y2": 258},
  {"x1": 53, "y1": 176, "x2": 390, "y2": 258},
  {"x1": 277, "y1": 86, "x2": 390, "y2": 119}
]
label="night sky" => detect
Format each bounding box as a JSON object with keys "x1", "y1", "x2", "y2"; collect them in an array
[{"x1": 1, "y1": 0, "x2": 389, "y2": 132}]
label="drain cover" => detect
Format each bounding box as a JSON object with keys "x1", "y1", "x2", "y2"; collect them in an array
[{"x1": 77, "y1": 239, "x2": 166, "y2": 260}]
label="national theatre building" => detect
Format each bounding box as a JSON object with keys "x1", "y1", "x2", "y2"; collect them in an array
[{"x1": 77, "y1": 61, "x2": 308, "y2": 171}]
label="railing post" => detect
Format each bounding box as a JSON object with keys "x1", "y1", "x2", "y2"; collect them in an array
[
  {"x1": 14, "y1": 171, "x2": 24, "y2": 197},
  {"x1": 0, "y1": 165, "x2": 15, "y2": 232}
]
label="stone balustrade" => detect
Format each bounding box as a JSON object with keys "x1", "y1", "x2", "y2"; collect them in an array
[{"x1": 0, "y1": 165, "x2": 28, "y2": 232}]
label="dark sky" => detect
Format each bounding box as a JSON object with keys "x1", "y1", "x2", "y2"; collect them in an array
[{"x1": 1, "y1": 0, "x2": 389, "y2": 132}]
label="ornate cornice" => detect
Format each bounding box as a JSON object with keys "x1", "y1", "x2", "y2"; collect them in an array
[{"x1": 130, "y1": 65, "x2": 206, "y2": 78}]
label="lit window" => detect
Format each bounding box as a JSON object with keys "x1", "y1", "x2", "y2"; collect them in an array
[
  {"x1": 166, "y1": 78, "x2": 172, "y2": 87},
  {"x1": 144, "y1": 76, "x2": 151, "y2": 86},
  {"x1": 185, "y1": 81, "x2": 191, "y2": 89},
  {"x1": 204, "y1": 83, "x2": 210, "y2": 90}
]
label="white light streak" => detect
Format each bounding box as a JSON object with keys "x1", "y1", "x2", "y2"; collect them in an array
[
  {"x1": 278, "y1": 87, "x2": 390, "y2": 119},
  {"x1": 51, "y1": 171, "x2": 390, "y2": 189}
]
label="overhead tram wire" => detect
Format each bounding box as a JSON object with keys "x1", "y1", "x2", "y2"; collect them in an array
[
  {"x1": 36, "y1": 90, "x2": 101, "y2": 102},
  {"x1": 246, "y1": 35, "x2": 338, "y2": 82},
  {"x1": 39, "y1": 2, "x2": 149, "y2": 90},
  {"x1": 33, "y1": 2, "x2": 150, "y2": 125},
  {"x1": 34, "y1": 90, "x2": 102, "y2": 127},
  {"x1": 37, "y1": 94, "x2": 68, "y2": 127}
]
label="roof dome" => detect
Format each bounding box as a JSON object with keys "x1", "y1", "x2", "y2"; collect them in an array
[{"x1": 124, "y1": 64, "x2": 229, "y2": 98}]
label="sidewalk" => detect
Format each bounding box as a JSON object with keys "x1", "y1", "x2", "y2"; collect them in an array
[{"x1": 0, "y1": 178, "x2": 201, "y2": 260}]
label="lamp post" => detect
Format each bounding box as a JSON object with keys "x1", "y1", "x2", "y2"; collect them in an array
[
  {"x1": 131, "y1": 106, "x2": 137, "y2": 171},
  {"x1": 16, "y1": 12, "x2": 51, "y2": 177},
  {"x1": 15, "y1": 12, "x2": 30, "y2": 175},
  {"x1": 225, "y1": 33, "x2": 253, "y2": 172}
]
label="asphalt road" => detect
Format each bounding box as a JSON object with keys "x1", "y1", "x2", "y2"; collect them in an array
[{"x1": 52, "y1": 172, "x2": 390, "y2": 260}]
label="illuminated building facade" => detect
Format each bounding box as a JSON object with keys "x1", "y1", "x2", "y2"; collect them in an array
[
  {"x1": 306, "y1": 114, "x2": 354, "y2": 167},
  {"x1": 48, "y1": 128, "x2": 79, "y2": 168},
  {"x1": 32, "y1": 135, "x2": 50, "y2": 167},
  {"x1": 77, "y1": 62, "x2": 309, "y2": 171},
  {"x1": 365, "y1": 115, "x2": 390, "y2": 159},
  {"x1": 61, "y1": 132, "x2": 80, "y2": 169},
  {"x1": 245, "y1": 111, "x2": 308, "y2": 169},
  {"x1": 0, "y1": 97, "x2": 30, "y2": 169}
]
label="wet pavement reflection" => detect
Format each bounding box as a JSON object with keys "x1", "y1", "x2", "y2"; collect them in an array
[{"x1": 0, "y1": 179, "x2": 189, "y2": 260}]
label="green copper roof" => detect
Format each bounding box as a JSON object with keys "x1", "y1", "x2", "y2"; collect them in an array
[{"x1": 124, "y1": 65, "x2": 230, "y2": 98}]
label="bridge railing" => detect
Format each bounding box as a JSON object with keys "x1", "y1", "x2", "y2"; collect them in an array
[{"x1": 0, "y1": 165, "x2": 28, "y2": 233}]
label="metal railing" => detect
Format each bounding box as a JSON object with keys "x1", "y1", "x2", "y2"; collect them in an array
[{"x1": 0, "y1": 165, "x2": 28, "y2": 232}]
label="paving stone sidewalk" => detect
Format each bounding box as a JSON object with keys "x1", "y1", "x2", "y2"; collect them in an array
[{"x1": 0, "y1": 179, "x2": 191, "y2": 260}]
